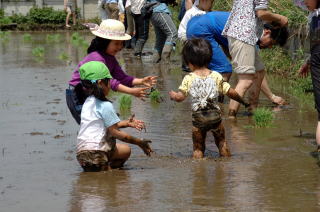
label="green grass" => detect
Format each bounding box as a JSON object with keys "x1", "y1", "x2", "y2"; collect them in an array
[
  {"x1": 118, "y1": 94, "x2": 132, "y2": 112},
  {"x1": 46, "y1": 34, "x2": 61, "y2": 43},
  {"x1": 58, "y1": 52, "x2": 69, "y2": 61},
  {"x1": 253, "y1": 108, "x2": 274, "y2": 128},
  {"x1": 70, "y1": 32, "x2": 89, "y2": 53},
  {"x1": 0, "y1": 31, "x2": 10, "y2": 41},
  {"x1": 260, "y1": 46, "x2": 314, "y2": 109},
  {"x1": 23, "y1": 33, "x2": 32, "y2": 42},
  {"x1": 32, "y1": 46, "x2": 45, "y2": 58}
]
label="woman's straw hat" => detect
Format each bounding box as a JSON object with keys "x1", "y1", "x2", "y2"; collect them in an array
[{"x1": 88, "y1": 19, "x2": 131, "y2": 40}]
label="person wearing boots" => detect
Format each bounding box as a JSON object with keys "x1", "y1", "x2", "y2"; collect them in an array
[{"x1": 148, "y1": 0, "x2": 178, "y2": 63}]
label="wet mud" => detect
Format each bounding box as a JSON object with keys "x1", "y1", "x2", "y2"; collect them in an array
[{"x1": 1, "y1": 32, "x2": 320, "y2": 211}]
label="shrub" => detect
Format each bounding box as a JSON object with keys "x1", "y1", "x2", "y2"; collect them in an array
[{"x1": 27, "y1": 7, "x2": 66, "y2": 24}]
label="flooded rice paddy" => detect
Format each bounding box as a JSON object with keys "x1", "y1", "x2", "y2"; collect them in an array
[{"x1": 0, "y1": 32, "x2": 320, "y2": 211}]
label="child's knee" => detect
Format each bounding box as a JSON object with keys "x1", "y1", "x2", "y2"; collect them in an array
[{"x1": 115, "y1": 143, "x2": 131, "y2": 160}]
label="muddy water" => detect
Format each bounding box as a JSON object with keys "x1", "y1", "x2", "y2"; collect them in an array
[{"x1": 1, "y1": 32, "x2": 320, "y2": 212}]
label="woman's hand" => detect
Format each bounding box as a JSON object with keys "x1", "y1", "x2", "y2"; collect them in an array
[
  {"x1": 129, "y1": 87, "x2": 149, "y2": 100},
  {"x1": 141, "y1": 76, "x2": 157, "y2": 87},
  {"x1": 138, "y1": 139, "x2": 153, "y2": 156},
  {"x1": 298, "y1": 63, "x2": 310, "y2": 78}
]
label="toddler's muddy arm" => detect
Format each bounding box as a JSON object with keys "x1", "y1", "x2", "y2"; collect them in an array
[
  {"x1": 169, "y1": 91, "x2": 186, "y2": 102},
  {"x1": 226, "y1": 88, "x2": 250, "y2": 107}
]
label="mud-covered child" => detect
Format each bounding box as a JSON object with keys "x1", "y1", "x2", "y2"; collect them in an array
[
  {"x1": 75, "y1": 61, "x2": 153, "y2": 171},
  {"x1": 169, "y1": 38, "x2": 250, "y2": 158}
]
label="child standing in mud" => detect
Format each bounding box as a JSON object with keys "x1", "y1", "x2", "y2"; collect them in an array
[
  {"x1": 75, "y1": 61, "x2": 153, "y2": 171},
  {"x1": 66, "y1": 19, "x2": 157, "y2": 124},
  {"x1": 169, "y1": 38, "x2": 250, "y2": 158}
]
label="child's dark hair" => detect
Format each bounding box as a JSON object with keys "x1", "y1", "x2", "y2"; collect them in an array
[
  {"x1": 160, "y1": 0, "x2": 177, "y2": 6},
  {"x1": 182, "y1": 38, "x2": 212, "y2": 68},
  {"x1": 87, "y1": 36, "x2": 111, "y2": 54},
  {"x1": 74, "y1": 78, "x2": 111, "y2": 104},
  {"x1": 264, "y1": 23, "x2": 289, "y2": 47}
]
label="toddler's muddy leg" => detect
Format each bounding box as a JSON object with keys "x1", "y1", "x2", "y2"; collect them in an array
[
  {"x1": 211, "y1": 122, "x2": 231, "y2": 157},
  {"x1": 192, "y1": 126, "x2": 207, "y2": 159}
]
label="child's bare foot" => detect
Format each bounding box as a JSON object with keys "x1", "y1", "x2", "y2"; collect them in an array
[
  {"x1": 228, "y1": 110, "x2": 237, "y2": 119},
  {"x1": 193, "y1": 150, "x2": 204, "y2": 159}
]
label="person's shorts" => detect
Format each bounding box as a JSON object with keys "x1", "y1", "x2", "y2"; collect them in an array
[
  {"x1": 192, "y1": 109, "x2": 222, "y2": 130},
  {"x1": 77, "y1": 148, "x2": 115, "y2": 172},
  {"x1": 228, "y1": 37, "x2": 265, "y2": 74},
  {"x1": 67, "y1": 2, "x2": 76, "y2": 13}
]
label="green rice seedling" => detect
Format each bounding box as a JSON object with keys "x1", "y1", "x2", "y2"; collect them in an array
[
  {"x1": 71, "y1": 32, "x2": 81, "y2": 41},
  {"x1": 23, "y1": 33, "x2": 32, "y2": 42},
  {"x1": 0, "y1": 31, "x2": 10, "y2": 41},
  {"x1": 118, "y1": 94, "x2": 132, "y2": 112},
  {"x1": 46, "y1": 34, "x2": 61, "y2": 43},
  {"x1": 32, "y1": 46, "x2": 45, "y2": 58},
  {"x1": 149, "y1": 88, "x2": 163, "y2": 103},
  {"x1": 58, "y1": 52, "x2": 69, "y2": 61},
  {"x1": 253, "y1": 108, "x2": 274, "y2": 128}
]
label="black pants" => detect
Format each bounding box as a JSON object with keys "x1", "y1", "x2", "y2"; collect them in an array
[
  {"x1": 311, "y1": 44, "x2": 320, "y2": 120},
  {"x1": 132, "y1": 13, "x2": 150, "y2": 54}
]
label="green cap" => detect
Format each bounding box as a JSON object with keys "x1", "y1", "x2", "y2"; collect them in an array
[{"x1": 79, "y1": 61, "x2": 112, "y2": 81}]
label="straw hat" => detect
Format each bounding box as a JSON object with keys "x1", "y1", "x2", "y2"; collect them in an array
[{"x1": 88, "y1": 19, "x2": 131, "y2": 40}]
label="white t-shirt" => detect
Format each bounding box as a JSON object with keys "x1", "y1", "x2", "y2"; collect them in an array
[
  {"x1": 77, "y1": 96, "x2": 120, "y2": 153},
  {"x1": 178, "y1": 5, "x2": 206, "y2": 41}
]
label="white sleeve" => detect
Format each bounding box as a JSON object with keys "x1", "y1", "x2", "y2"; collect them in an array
[
  {"x1": 118, "y1": 0, "x2": 125, "y2": 14},
  {"x1": 178, "y1": 12, "x2": 190, "y2": 41}
]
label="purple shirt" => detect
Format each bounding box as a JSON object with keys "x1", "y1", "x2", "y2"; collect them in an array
[{"x1": 68, "y1": 51, "x2": 134, "y2": 91}]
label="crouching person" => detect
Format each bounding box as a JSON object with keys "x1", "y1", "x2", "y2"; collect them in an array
[{"x1": 75, "y1": 61, "x2": 153, "y2": 171}]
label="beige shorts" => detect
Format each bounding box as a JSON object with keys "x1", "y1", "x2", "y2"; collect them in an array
[{"x1": 228, "y1": 37, "x2": 265, "y2": 74}]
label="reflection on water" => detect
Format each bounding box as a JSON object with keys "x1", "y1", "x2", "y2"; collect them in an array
[{"x1": 1, "y1": 32, "x2": 320, "y2": 211}]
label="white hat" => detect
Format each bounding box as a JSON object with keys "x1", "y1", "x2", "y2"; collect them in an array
[{"x1": 88, "y1": 19, "x2": 131, "y2": 40}]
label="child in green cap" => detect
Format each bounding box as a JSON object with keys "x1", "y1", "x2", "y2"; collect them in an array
[{"x1": 76, "y1": 61, "x2": 153, "y2": 171}]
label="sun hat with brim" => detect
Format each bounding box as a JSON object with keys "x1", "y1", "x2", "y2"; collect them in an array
[
  {"x1": 86, "y1": 19, "x2": 131, "y2": 40},
  {"x1": 79, "y1": 61, "x2": 112, "y2": 81},
  {"x1": 293, "y1": 0, "x2": 308, "y2": 10}
]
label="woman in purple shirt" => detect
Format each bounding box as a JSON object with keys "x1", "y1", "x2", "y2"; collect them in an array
[{"x1": 67, "y1": 19, "x2": 157, "y2": 124}]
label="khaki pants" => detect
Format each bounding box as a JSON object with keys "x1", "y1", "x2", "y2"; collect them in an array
[{"x1": 228, "y1": 37, "x2": 265, "y2": 74}]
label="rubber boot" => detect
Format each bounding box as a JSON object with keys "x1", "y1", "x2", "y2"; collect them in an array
[
  {"x1": 161, "y1": 44, "x2": 173, "y2": 62},
  {"x1": 152, "y1": 50, "x2": 161, "y2": 63},
  {"x1": 134, "y1": 39, "x2": 144, "y2": 57}
]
